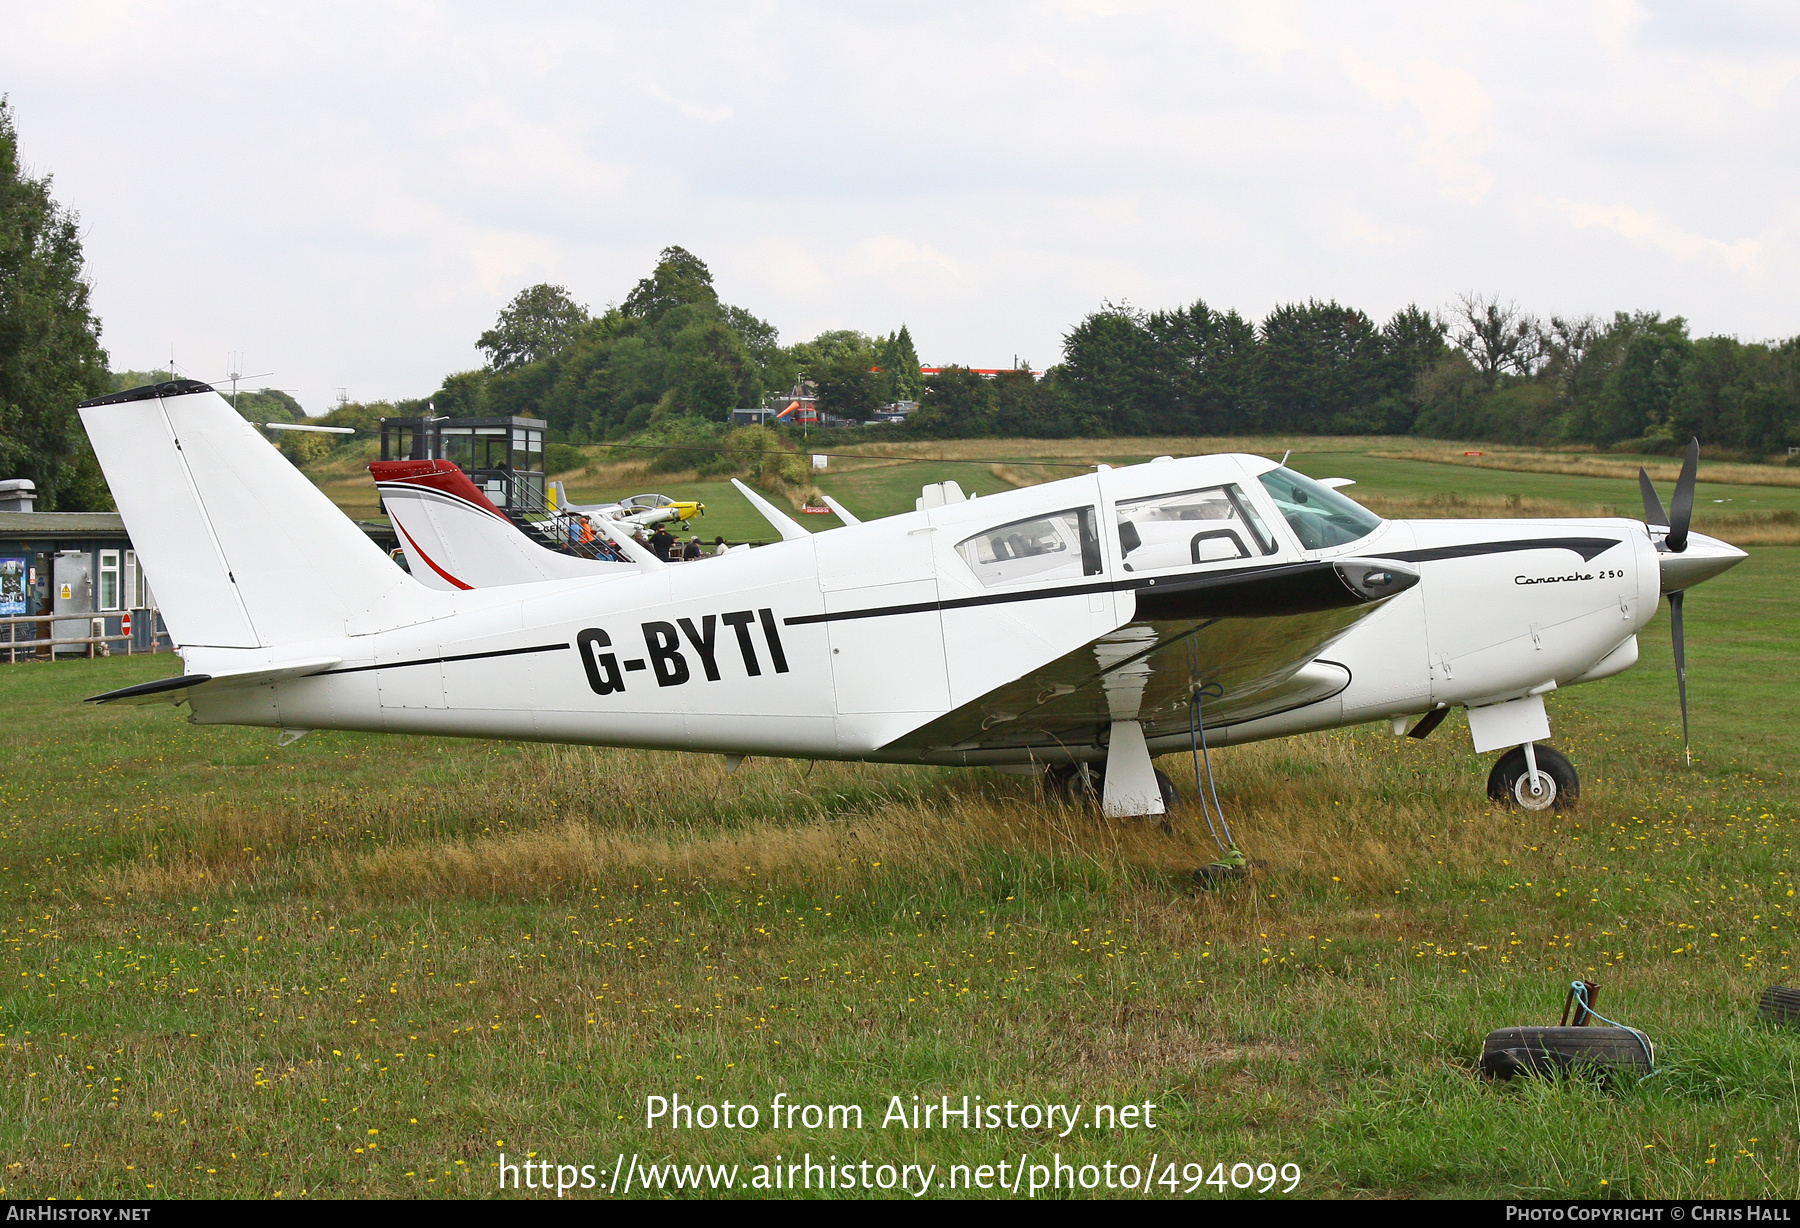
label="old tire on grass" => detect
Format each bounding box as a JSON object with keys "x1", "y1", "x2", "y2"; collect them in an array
[
  {"x1": 1758, "y1": 985, "x2": 1800, "y2": 1026},
  {"x1": 1479, "y1": 1026, "x2": 1651, "y2": 1081},
  {"x1": 1486, "y1": 745, "x2": 1579, "y2": 812}
]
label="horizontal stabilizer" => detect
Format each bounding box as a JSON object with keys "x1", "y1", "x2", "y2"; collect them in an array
[
  {"x1": 731, "y1": 478, "x2": 809, "y2": 542},
  {"x1": 820, "y1": 494, "x2": 861, "y2": 525},
  {"x1": 86, "y1": 656, "x2": 342, "y2": 705}
]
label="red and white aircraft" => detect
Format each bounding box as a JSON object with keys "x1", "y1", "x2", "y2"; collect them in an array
[
  {"x1": 80, "y1": 381, "x2": 1745, "y2": 820},
  {"x1": 371, "y1": 459, "x2": 641, "y2": 590}
]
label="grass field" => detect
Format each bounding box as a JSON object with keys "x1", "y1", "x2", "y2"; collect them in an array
[{"x1": 4, "y1": 456, "x2": 1797, "y2": 1200}]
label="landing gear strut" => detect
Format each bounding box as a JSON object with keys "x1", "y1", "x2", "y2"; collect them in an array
[{"x1": 1487, "y1": 744, "x2": 1579, "y2": 811}]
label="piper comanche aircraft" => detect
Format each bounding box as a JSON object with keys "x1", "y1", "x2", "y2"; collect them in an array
[{"x1": 80, "y1": 380, "x2": 1745, "y2": 823}]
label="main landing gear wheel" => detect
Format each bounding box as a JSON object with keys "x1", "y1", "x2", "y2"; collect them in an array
[
  {"x1": 1045, "y1": 765, "x2": 1180, "y2": 813},
  {"x1": 1487, "y1": 745, "x2": 1579, "y2": 812}
]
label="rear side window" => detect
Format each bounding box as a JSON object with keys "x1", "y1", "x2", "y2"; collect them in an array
[
  {"x1": 956, "y1": 507, "x2": 1103, "y2": 588},
  {"x1": 1114, "y1": 484, "x2": 1277, "y2": 572}
]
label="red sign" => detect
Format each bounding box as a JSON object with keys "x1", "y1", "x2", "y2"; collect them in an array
[
  {"x1": 800, "y1": 506, "x2": 833, "y2": 514},
  {"x1": 121, "y1": 613, "x2": 132, "y2": 635},
  {"x1": 1464, "y1": 450, "x2": 1484, "y2": 456}
]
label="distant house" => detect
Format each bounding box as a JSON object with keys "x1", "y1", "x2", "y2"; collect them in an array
[
  {"x1": 0, "y1": 479, "x2": 170, "y2": 659},
  {"x1": 731, "y1": 407, "x2": 772, "y2": 426}
]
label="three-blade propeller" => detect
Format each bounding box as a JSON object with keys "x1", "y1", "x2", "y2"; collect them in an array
[{"x1": 1639, "y1": 438, "x2": 1700, "y2": 763}]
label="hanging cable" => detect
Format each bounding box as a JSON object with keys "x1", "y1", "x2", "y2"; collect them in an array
[
  {"x1": 1187, "y1": 682, "x2": 1243, "y2": 868},
  {"x1": 1187, "y1": 686, "x2": 1226, "y2": 852}
]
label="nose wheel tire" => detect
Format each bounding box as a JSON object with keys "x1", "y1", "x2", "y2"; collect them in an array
[{"x1": 1487, "y1": 745, "x2": 1579, "y2": 812}]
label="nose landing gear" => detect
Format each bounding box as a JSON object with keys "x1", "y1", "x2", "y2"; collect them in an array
[{"x1": 1487, "y1": 743, "x2": 1579, "y2": 811}]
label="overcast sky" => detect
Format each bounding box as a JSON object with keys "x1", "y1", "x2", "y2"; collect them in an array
[{"x1": 5, "y1": 1, "x2": 1798, "y2": 412}]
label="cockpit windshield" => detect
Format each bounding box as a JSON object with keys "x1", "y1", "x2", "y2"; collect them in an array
[{"x1": 1256, "y1": 467, "x2": 1382, "y2": 549}]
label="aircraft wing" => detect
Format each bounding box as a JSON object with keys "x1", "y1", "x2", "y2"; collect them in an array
[{"x1": 884, "y1": 559, "x2": 1410, "y2": 764}]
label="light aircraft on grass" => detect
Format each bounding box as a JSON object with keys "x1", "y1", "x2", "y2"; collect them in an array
[
  {"x1": 578, "y1": 490, "x2": 705, "y2": 530},
  {"x1": 79, "y1": 380, "x2": 1744, "y2": 827}
]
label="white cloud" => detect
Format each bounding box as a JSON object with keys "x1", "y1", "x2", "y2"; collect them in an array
[
  {"x1": 1341, "y1": 51, "x2": 1494, "y2": 203},
  {"x1": 1223, "y1": 3, "x2": 1311, "y2": 71},
  {"x1": 1556, "y1": 200, "x2": 1764, "y2": 274},
  {"x1": 855, "y1": 237, "x2": 963, "y2": 278}
]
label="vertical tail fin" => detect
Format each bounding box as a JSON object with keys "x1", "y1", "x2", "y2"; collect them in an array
[
  {"x1": 371, "y1": 459, "x2": 636, "y2": 589},
  {"x1": 79, "y1": 381, "x2": 418, "y2": 647}
]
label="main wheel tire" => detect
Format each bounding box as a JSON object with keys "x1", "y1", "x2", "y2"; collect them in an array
[
  {"x1": 1487, "y1": 745, "x2": 1579, "y2": 811},
  {"x1": 1045, "y1": 763, "x2": 1103, "y2": 806},
  {"x1": 1479, "y1": 1026, "x2": 1652, "y2": 1081},
  {"x1": 1045, "y1": 765, "x2": 1180, "y2": 813}
]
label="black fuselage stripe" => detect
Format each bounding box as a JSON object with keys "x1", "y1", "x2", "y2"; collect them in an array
[
  {"x1": 1383, "y1": 537, "x2": 1619, "y2": 564},
  {"x1": 787, "y1": 567, "x2": 1332, "y2": 626},
  {"x1": 320, "y1": 642, "x2": 571, "y2": 676},
  {"x1": 789, "y1": 580, "x2": 1119, "y2": 625},
  {"x1": 785, "y1": 537, "x2": 1620, "y2": 627}
]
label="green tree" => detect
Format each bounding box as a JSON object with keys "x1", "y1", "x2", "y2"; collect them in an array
[
  {"x1": 621, "y1": 246, "x2": 717, "y2": 323},
  {"x1": 909, "y1": 366, "x2": 997, "y2": 436},
  {"x1": 431, "y1": 369, "x2": 492, "y2": 417},
  {"x1": 814, "y1": 354, "x2": 881, "y2": 420},
  {"x1": 0, "y1": 97, "x2": 112, "y2": 509},
  {"x1": 988, "y1": 367, "x2": 1075, "y2": 437},
  {"x1": 1058, "y1": 304, "x2": 1155, "y2": 434},
  {"x1": 231, "y1": 387, "x2": 305, "y2": 424},
  {"x1": 1258, "y1": 300, "x2": 1387, "y2": 433},
  {"x1": 874, "y1": 325, "x2": 922, "y2": 403},
  {"x1": 1143, "y1": 301, "x2": 1259, "y2": 434},
  {"x1": 1374, "y1": 305, "x2": 1448, "y2": 433},
  {"x1": 1598, "y1": 316, "x2": 1691, "y2": 446},
  {"x1": 477, "y1": 283, "x2": 590, "y2": 371}
]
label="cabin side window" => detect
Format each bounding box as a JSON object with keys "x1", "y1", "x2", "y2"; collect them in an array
[
  {"x1": 955, "y1": 507, "x2": 1102, "y2": 588},
  {"x1": 1113, "y1": 484, "x2": 1277, "y2": 572}
]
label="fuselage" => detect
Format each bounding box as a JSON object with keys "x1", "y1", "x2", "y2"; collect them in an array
[{"x1": 181, "y1": 452, "x2": 1668, "y2": 765}]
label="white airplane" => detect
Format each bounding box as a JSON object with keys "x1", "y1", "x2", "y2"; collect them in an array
[
  {"x1": 553, "y1": 487, "x2": 704, "y2": 530},
  {"x1": 79, "y1": 381, "x2": 1745, "y2": 827}
]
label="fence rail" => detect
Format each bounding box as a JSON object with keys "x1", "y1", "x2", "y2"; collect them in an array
[
  {"x1": 1, "y1": 612, "x2": 171, "y2": 661},
  {"x1": 0, "y1": 611, "x2": 155, "y2": 626}
]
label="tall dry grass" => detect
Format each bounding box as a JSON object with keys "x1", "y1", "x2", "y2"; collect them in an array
[
  {"x1": 1371, "y1": 447, "x2": 1800, "y2": 489},
  {"x1": 96, "y1": 725, "x2": 1547, "y2": 915}
]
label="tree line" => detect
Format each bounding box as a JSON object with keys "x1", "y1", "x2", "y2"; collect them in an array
[
  {"x1": 433, "y1": 262, "x2": 1800, "y2": 461},
  {"x1": 913, "y1": 297, "x2": 1800, "y2": 458},
  {"x1": 420, "y1": 246, "x2": 925, "y2": 439}
]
